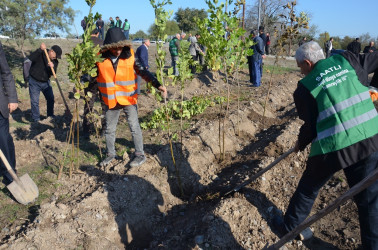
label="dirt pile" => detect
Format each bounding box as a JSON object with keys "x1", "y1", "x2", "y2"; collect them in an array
[{"x1": 0, "y1": 53, "x2": 365, "y2": 249}]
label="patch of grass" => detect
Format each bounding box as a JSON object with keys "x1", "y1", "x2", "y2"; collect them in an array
[
  {"x1": 263, "y1": 64, "x2": 298, "y2": 74},
  {"x1": 9, "y1": 120, "x2": 29, "y2": 128}
]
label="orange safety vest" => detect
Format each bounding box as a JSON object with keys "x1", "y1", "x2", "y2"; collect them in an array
[{"x1": 97, "y1": 51, "x2": 138, "y2": 109}]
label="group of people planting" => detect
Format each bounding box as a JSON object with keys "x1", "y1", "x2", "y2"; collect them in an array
[{"x1": 0, "y1": 24, "x2": 378, "y2": 248}]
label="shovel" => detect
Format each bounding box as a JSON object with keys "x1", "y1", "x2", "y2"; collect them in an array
[
  {"x1": 43, "y1": 49, "x2": 72, "y2": 117},
  {"x1": 0, "y1": 149, "x2": 39, "y2": 205},
  {"x1": 264, "y1": 165, "x2": 378, "y2": 249},
  {"x1": 223, "y1": 148, "x2": 295, "y2": 197}
]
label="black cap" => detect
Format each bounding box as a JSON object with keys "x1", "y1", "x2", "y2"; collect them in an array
[{"x1": 51, "y1": 45, "x2": 62, "y2": 59}]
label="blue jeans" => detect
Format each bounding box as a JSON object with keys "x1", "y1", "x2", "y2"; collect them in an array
[
  {"x1": 124, "y1": 30, "x2": 130, "y2": 40},
  {"x1": 0, "y1": 114, "x2": 16, "y2": 184},
  {"x1": 98, "y1": 28, "x2": 104, "y2": 40},
  {"x1": 248, "y1": 58, "x2": 262, "y2": 86},
  {"x1": 284, "y1": 151, "x2": 378, "y2": 249},
  {"x1": 171, "y1": 56, "x2": 179, "y2": 76},
  {"x1": 29, "y1": 77, "x2": 54, "y2": 121},
  {"x1": 104, "y1": 104, "x2": 144, "y2": 157}
]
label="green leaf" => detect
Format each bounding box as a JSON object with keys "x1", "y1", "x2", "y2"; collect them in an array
[{"x1": 74, "y1": 92, "x2": 81, "y2": 100}]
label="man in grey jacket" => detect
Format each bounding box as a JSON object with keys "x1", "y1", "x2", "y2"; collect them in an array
[{"x1": 0, "y1": 42, "x2": 18, "y2": 184}]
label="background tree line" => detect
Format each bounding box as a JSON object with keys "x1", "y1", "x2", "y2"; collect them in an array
[{"x1": 1, "y1": 0, "x2": 377, "y2": 54}]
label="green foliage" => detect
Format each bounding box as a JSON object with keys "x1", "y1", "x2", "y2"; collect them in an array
[
  {"x1": 274, "y1": 1, "x2": 309, "y2": 56},
  {"x1": 174, "y1": 40, "x2": 194, "y2": 82},
  {"x1": 0, "y1": 0, "x2": 75, "y2": 56},
  {"x1": 66, "y1": 9, "x2": 103, "y2": 100},
  {"x1": 132, "y1": 30, "x2": 148, "y2": 39},
  {"x1": 140, "y1": 96, "x2": 214, "y2": 130},
  {"x1": 174, "y1": 7, "x2": 208, "y2": 33},
  {"x1": 148, "y1": 20, "x2": 180, "y2": 39},
  {"x1": 196, "y1": 0, "x2": 229, "y2": 72}
]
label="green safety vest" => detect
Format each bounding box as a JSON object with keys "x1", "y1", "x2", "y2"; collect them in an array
[
  {"x1": 123, "y1": 22, "x2": 130, "y2": 31},
  {"x1": 115, "y1": 20, "x2": 122, "y2": 28},
  {"x1": 169, "y1": 38, "x2": 179, "y2": 56},
  {"x1": 300, "y1": 54, "x2": 378, "y2": 157}
]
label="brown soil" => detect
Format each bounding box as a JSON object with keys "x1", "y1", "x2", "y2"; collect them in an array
[{"x1": 0, "y1": 39, "x2": 370, "y2": 249}]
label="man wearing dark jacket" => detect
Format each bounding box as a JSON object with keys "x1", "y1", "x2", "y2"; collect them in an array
[
  {"x1": 135, "y1": 39, "x2": 150, "y2": 94},
  {"x1": 363, "y1": 41, "x2": 377, "y2": 53},
  {"x1": 0, "y1": 42, "x2": 18, "y2": 184},
  {"x1": 347, "y1": 37, "x2": 361, "y2": 55},
  {"x1": 97, "y1": 28, "x2": 167, "y2": 168},
  {"x1": 96, "y1": 17, "x2": 105, "y2": 40},
  {"x1": 248, "y1": 30, "x2": 266, "y2": 87},
  {"x1": 274, "y1": 41, "x2": 378, "y2": 249},
  {"x1": 28, "y1": 43, "x2": 62, "y2": 122}
]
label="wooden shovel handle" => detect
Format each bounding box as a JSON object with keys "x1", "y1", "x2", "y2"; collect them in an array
[
  {"x1": 43, "y1": 49, "x2": 57, "y2": 78},
  {"x1": 0, "y1": 149, "x2": 21, "y2": 183},
  {"x1": 268, "y1": 166, "x2": 378, "y2": 249}
]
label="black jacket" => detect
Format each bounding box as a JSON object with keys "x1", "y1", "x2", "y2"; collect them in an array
[
  {"x1": 0, "y1": 42, "x2": 18, "y2": 118},
  {"x1": 294, "y1": 51, "x2": 378, "y2": 170},
  {"x1": 29, "y1": 48, "x2": 58, "y2": 82},
  {"x1": 363, "y1": 45, "x2": 377, "y2": 53},
  {"x1": 347, "y1": 41, "x2": 361, "y2": 55}
]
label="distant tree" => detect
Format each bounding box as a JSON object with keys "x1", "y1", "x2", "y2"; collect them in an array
[
  {"x1": 0, "y1": 0, "x2": 74, "y2": 57},
  {"x1": 148, "y1": 20, "x2": 180, "y2": 40},
  {"x1": 244, "y1": 0, "x2": 286, "y2": 31},
  {"x1": 318, "y1": 31, "x2": 330, "y2": 50},
  {"x1": 174, "y1": 7, "x2": 207, "y2": 32},
  {"x1": 359, "y1": 32, "x2": 372, "y2": 48},
  {"x1": 132, "y1": 30, "x2": 148, "y2": 39},
  {"x1": 340, "y1": 36, "x2": 354, "y2": 50}
]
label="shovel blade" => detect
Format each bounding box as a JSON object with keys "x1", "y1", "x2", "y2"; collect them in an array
[{"x1": 7, "y1": 174, "x2": 39, "y2": 205}]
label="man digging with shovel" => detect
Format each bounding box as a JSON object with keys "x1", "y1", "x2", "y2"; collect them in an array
[
  {"x1": 273, "y1": 41, "x2": 378, "y2": 249},
  {"x1": 28, "y1": 42, "x2": 62, "y2": 122}
]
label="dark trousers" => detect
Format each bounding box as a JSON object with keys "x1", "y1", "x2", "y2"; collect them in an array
[
  {"x1": 0, "y1": 114, "x2": 16, "y2": 184},
  {"x1": 29, "y1": 77, "x2": 54, "y2": 121},
  {"x1": 284, "y1": 151, "x2": 378, "y2": 249},
  {"x1": 248, "y1": 58, "x2": 262, "y2": 86}
]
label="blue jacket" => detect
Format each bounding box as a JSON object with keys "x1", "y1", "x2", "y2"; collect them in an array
[
  {"x1": 135, "y1": 44, "x2": 149, "y2": 69},
  {"x1": 249, "y1": 36, "x2": 265, "y2": 61}
]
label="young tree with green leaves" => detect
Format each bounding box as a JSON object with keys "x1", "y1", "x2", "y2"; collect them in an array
[
  {"x1": 196, "y1": 0, "x2": 252, "y2": 161},
  {"x1": 262, "y1": 0, "x2": 308, "y2": 117},
  {"x1": 150, "y1": 0, "x2": 187, "y2": 196},
  {"x1": 0, "y1": 0, "x2": 75, "y2": 57},
  {"x1": 63, "y1": 0, "x2": 103, "y2": 178}
]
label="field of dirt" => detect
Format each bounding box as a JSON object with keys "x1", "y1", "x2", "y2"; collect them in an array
[{"x1": 0, "y1": 38, "x2": 372, "y2": 249}]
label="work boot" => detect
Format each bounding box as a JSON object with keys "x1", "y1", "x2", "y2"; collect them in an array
[
  {"x1": 129, "y1": 155, "x2": 146, "y2": 167},
  {"x1": 100, "y1": 155, "x2": 116, "y2": 167}
]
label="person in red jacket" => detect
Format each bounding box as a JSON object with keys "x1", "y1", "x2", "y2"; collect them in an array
[{"x1": 97, "y1": 28, "x2": 166, "y2": 168}]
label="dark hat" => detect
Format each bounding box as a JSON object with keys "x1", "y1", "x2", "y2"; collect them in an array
[
  {"x1": 102, "y1": 27, "x2": 130, "y2": 51},
  {"x1": 51, "y1": 45, "x2": 62, "y2": 59}
]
